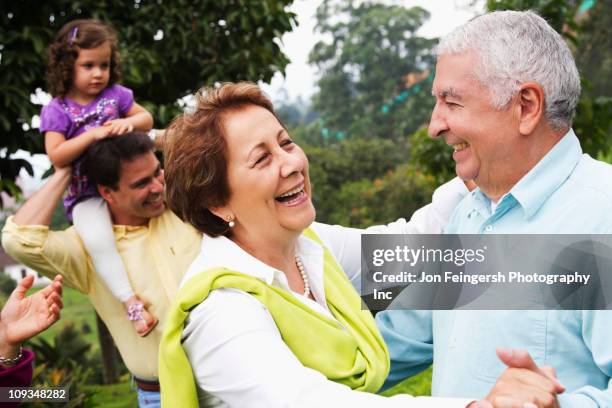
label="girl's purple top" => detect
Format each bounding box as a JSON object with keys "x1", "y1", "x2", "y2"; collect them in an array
[{"x1": 39, "y1": 84, "x2": 134, "y2": 221}]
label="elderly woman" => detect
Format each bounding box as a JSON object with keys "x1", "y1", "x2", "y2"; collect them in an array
[
  {"x1": 158, "y1": 83, "x2": 558, "y2": 408},
  {"x1": 157, "y1": 82, "x2": 473, "y2": 408}
]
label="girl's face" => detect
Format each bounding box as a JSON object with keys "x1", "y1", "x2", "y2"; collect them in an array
[{"x1": 69, "y1": 41, "x2": 111, "y2": 103}]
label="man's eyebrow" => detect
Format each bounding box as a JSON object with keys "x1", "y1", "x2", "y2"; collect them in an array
[
  {"x1": 431, "y1": 87, "x2": 462, "y2": 100},
  {"x1": 129, "y1": 165, "x2": 160, "y2": 188}
]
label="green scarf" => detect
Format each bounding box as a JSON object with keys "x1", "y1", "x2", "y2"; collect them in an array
[{"x1": 159, "y1": 228, "x2": 389, "y2": 407}]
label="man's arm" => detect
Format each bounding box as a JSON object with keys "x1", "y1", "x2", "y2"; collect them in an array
[
  {"x1": 2, "y1": 167, "x2": 91, "y2": 293},
  {"x1": 553, "y1": 311, "x2": 612, "y2": 408},
  {"x1": 12, "y1": 167, "x2": 70, "y2": 226}
]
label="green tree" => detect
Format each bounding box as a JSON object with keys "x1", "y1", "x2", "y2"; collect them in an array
[
  {"x1": 309, "y1": 0, "x2": 437, "y2": 141},
  {"x1": 0, "y1": 0, "x2": 297, "y2": 205},
  {"x1": 303, "y1": 137, "x2": 410, "y2": 224}
]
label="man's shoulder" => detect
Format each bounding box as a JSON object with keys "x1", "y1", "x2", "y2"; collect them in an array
[
  {"x1": 570, "y1": 155, "x2": 612, "y2": 202},
  {"x1": 153, "y1": 209, "x2": 202, "y2": 235}
]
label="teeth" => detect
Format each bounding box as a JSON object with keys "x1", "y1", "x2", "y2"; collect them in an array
[
  {"x1": 278, "y1": 185, "x2": 303, "y2": 198},
  {"x1": 452, "y1": 142, "x2": 469, "y2": 152}
]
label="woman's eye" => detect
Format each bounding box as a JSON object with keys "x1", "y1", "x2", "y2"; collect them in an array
[
  {"x1": 281, "y1": 139, "x2": 294, "y2": 147},
  {"x1": 255, "y1": 154, "x2": 269, "y2": 165}
]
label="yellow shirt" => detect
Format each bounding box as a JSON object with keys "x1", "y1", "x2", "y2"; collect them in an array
[{"x1": 1, "y1": 210, "x2": 202, "y2": 379}]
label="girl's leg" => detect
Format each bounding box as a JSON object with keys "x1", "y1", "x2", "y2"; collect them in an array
[{"x1": 73, "y1": 198, "x2": 157, "y2": 336}]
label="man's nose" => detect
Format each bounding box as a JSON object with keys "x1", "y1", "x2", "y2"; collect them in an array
[{"x1": 428, "y1": 104, "x2": 448, "y2": 139}]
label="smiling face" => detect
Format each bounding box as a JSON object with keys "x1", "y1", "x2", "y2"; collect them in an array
[
  {"x1": 101, "y1": 152, "x2": 166, "y2": 226},
  {"x1": 69, "y1": 41, "x2": 111, "y2": 103},
  {"x1": 215, "y1": 105, "x2": 316, "y2": 247},
  {"x1": 428, "y1": 52, "x2": 523, "y2": 194}
]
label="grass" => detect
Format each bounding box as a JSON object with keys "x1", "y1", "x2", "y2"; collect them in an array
[
  {"x1": 29, "y1": 286, "x2": 100, "y2": 351},
  {"x1": 23, "y1": 286, "x2": 136, "y2": 406},
  {"x1": 83, "y1": 382, "x2": 138, "y2": 407},
  {"x1": 382, "y1": 366, "x2": 433, "y2": 397}
]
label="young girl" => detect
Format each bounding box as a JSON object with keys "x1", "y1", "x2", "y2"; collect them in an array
[{"x1": 40, "y1": 19, "x2": 157, "y2": 337}]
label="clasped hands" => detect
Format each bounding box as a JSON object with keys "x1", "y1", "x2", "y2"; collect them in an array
[{"x1": 469, "y1": 348, "x2": 563, "y2": 408}]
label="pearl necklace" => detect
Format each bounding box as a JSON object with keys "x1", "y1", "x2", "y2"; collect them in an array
[{"x1": 294, "y1": 254, "x2": 311, "y2": 298}]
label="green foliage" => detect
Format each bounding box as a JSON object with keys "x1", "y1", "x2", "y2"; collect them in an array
[
  {"x1": 30, "y1": 359, "x2": 94, "y2": 407},
  {"x1": 304, "y1": 137, "x2": 410, "y2": 224},
  {"x1": 323, "y1": 164, "x2": 438, "y2": 228},
  {"x1": 0, "y1": 271, "x2": 17, "y2": 296},
  {"x1": 0, "y1": 0, "x2": 297, "y2": 204},
  {"x1": 310, "y1": 0, "x2": 437, "y2": 141},
  {"x1": 30, "y1": 322, "x2": 92, "y2": 369},
  {"x1": 408, "y1": 127, "x2": 455, "y2": 186},
  {"x1": 83, "y1": 381, "x2": 137, "y2": 407},
  {"x1": 29, "y1": 323, "x2": 96, "y2": 407}
]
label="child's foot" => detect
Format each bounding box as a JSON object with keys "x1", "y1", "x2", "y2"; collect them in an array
[{"x1": 125, "y1": 296, "x2": 158, "y2": 337}]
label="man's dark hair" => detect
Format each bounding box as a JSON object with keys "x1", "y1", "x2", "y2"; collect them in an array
[{"x1": 81, "y1": 131, "x2": 154, "y2": 190}]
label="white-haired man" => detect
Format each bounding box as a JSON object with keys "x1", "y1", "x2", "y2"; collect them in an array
[{"x1": 377, "y1": 10, "x2": 612, "y2": 408}]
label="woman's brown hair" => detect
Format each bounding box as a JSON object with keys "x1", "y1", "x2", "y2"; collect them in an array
[
  {"x1": 164, "y1": 82, "x2": 279, "y2": 237},
  {"x1": 46, "y1": 19, "x2": 121, "y2": 97}
]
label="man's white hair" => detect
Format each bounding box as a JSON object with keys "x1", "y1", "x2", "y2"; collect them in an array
[{"x1": 437, "y1": 10, "x2": 581, "y2": 130}]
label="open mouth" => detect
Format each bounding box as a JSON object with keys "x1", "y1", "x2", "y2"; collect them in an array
[
  {"x1": 144, "y1": 195, "x2": 163, "y2": 207},
  {"x1": 275, "y1": 183, "x2": 305, "y2": 204},
  {"x1": 451, "y1": 142, "x2": 470, "y2": 152}
]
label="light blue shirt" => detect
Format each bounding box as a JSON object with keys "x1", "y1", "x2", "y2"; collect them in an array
[{"x1": 376, "y1": 130, "x2": 612, "y2": 407}]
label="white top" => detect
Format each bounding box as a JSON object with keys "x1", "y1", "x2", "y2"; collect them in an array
[{"x1": 180, "y1": 178, "x2": 473, "y2": 408}]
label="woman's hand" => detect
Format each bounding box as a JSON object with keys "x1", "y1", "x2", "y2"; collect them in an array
[{"x1": 0, "y1": 275, "x2": 63, "y2": 350}]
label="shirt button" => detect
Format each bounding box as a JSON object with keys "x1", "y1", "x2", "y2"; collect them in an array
[{"x1": 484, "y1": 225, "x2": 493, "y2": 232}]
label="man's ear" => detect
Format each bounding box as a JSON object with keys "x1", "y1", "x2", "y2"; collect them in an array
[
  {"x1": 517, "y1": 82, "x2": 545, "y2": 136},
  {"x1": 98, "y1": 185, "x2": 116, "y2": 205}
]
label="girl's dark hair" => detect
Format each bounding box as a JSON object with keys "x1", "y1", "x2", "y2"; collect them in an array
[{"x1": 46, "y1": 19, "x2": 121, "y2": 97}]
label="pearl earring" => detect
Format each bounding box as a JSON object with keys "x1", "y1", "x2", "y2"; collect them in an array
[{"x1": 227, "y1": 216, "x2": 235, "y2": 228}]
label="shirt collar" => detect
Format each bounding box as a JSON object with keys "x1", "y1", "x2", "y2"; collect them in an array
[
  {"x1": 467, "y1": 129, "x2": 581, "y2": 220},
  {"x1": 509, "y1": 129, "x2": 582, "y2": 218},
  {"x1": 182, "y1": 232, "x2": 324, "y2": 291}
]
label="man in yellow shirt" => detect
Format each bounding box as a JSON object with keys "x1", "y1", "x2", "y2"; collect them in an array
[{"x1": 1, "y1": 132, "x2": 201, "y2": 407}]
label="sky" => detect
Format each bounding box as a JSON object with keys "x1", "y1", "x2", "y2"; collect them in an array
[
  {"x1": 15, "y1": 0, "x2": 485, "y2": 191},
  {"x1": 260, "y1": 0, "x2": 485, "y2": 102}
]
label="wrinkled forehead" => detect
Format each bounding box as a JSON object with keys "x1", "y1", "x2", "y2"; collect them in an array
[{"x1": 432, "y1": 52, "x2": 489, "y2": 99}]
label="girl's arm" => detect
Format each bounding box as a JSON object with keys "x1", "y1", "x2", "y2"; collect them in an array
[
  {"x1": 104, "y1": 102, "x2": 153, "y2": 136},
  {"x1": 45, "y1": 127, "x2": 112, "y2": 168}
]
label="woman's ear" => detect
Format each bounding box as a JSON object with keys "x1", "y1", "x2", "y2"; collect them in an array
[
  {"x1": 209, "y1": 206, "x2": 232, "y2": 223},
  {"x1": 517, "y1": 82, "x2": 545, "y2": 136}
]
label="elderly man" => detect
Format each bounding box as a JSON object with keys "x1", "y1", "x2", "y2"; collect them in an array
[
  {"x1": 2, "y1": 132, "x2": 202, "y2": 407},
  {"x1": 376, "y1": 10, "x2": 612, "y2": 408}
]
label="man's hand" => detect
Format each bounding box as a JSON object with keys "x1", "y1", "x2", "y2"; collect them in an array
[
  {"x1": 103, "y1": 118, "x2": 134, "y2": 136},
  {"x1": 0, "y1": 274, "x2": 63, "y2": 348},
  {"x1": 469, "y1": 348, "x2": 562, "y2": 408}
]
